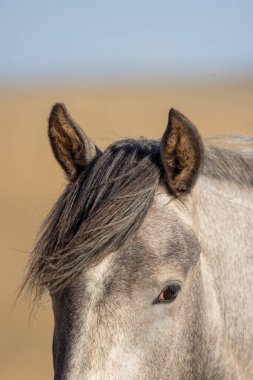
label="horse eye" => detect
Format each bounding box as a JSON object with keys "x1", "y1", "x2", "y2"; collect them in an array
[{"x1": 155, "y1": 284, "x2": 181, "y2": 304}]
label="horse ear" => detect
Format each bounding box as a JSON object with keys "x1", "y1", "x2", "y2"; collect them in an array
[
  {"x1": 48, "y1": 103, "x2": 101, "y2": 181},
  {"x1": 160, "y1": 109, "x2": 204, "y2": 194}
]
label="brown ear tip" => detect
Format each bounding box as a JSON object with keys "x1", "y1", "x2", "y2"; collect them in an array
[
  {"x1": 168, "y1": 107, "x2": 176, "y2": 116},
  {"x1": 168, "y1": 108, "x2": 185, "y2": 122},
  {"x1": 168, "y1": 108, "x2": 175, "y2": 119},
  {"x1": 51, "y1": 102, "x2": 67, "y2": 116},
  {"x1": 49, "y1": 103, "x2": 68, "y2": 129}
]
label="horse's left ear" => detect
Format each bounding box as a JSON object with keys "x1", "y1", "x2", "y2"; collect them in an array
[
  {"x1": 160, "y1": 109, "x2": 204, "y2": 194},
  {"x1": 48, "y1": 103, "x2": 101, "y2": 181}
]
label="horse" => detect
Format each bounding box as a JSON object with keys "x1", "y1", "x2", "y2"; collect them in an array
[{"x1": 23, "y1": 103, "x2": 253, "y2": 379}]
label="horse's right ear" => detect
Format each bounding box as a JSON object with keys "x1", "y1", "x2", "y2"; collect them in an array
[{"x1": 48, "y1": 103, "x2": 101, "y2": 181}]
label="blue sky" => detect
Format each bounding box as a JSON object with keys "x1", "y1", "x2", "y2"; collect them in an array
[{"x1": 0, "y1": 0, "x2": 253, "y2": 84}]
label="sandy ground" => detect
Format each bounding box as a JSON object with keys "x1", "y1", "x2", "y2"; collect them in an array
[{"x1": 0, "y1": 82, "x2": 253, "y2": 379}]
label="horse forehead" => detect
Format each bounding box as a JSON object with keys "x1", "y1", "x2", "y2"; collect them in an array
[
  {"x1": 138, "y1": 188, "x2": 195, "y2": 246},
  {"x1": 85, "y1": 189, "x2": 197, "y2": 287}
]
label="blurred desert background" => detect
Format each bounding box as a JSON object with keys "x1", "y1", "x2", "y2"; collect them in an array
[{"x1": 1, "y1": 1, "x2": 253, "y2": 379}]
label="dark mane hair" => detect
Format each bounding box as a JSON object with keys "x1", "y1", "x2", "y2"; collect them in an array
[{"x1": 22, "y1": 139, "x2": 163, "y2": 299}]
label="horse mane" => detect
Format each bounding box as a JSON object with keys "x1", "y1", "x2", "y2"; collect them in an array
[
  {"x1": 203, "y1": 136, "x2": 253, "y2": 186},
  {"x1": 22, "y1": 135, "x2": 253, "y2": 301}
]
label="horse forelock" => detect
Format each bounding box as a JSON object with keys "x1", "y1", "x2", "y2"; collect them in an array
[{"x1": 22, "y1": 139, "x2": 163, "y2": 300}]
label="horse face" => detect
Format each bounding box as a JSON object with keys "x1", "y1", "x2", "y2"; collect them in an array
[{"x1": 52, "y1": 187, "x2": 204, "y2": 380}]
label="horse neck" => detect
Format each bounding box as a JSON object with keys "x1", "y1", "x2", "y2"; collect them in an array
[{"x1": 191, "y1": 174, "x2": 253, "y2": 371}]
